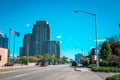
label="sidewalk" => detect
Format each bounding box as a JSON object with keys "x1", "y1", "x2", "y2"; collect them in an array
[
  {"x1": 74, "y1": 67, "x2": 120, "y2": 80},
  {"x1": 73, "y1": 67, "x2": 103, "y2": 80},
  {"x1": 74, "y1": 67, "x2": 91, "y2": 72},
  {"x1": 0, "y1": 63, "x2": 35, "y2": 70}
]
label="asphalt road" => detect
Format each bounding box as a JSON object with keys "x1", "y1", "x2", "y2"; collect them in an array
[{"x1": 0, "y1": 65, "x2": 103, "y2": 80}]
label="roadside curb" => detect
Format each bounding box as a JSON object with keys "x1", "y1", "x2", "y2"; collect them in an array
[{"x1": 0, "y1": 65, "x2": 35, "y2": 71}]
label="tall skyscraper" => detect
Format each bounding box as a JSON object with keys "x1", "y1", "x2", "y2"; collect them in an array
[
  {"x1": 20, "y1": 47, "x2": 23, "y2": 56},
  {"x1": 20, "y1": 20, "x2": 61, "y2": 58},
  {"x1": 44, "y1": 41, "x2": 60, "y2": 58},
  {"x1": 20, "y1": 33, "x2": 32, "y2": 56},
  {"x1": 30, "y1": 21, "x2": 51, "y2": 55},
  {"x1": 0, "y1": 32, "x2": 8, "y2": 49}
]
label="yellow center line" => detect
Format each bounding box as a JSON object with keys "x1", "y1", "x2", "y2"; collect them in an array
[
  {"x1": 0, "y1": 70, "x2": 17, "y2": 74},
  {"x1": 0, "y1": 67, "x2": 40, "y2": 75}
]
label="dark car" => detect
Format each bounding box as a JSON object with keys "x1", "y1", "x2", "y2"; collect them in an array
[
  {"x1": 72, "y1": 61, "x2": 77, "y2": 66},
  {"x1": 35, "y1": 60, "x2": 48, "y2": 67},
  {"x1": 35, "y1": 61, "x2": 40, "y2": 66}
]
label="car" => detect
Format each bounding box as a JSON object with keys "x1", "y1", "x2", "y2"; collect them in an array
[
  {"x1": 35, "y1": 60, "x2": 48, "y2": 67},
  {"x1": 35, "y1": 61, "x2": 40, "y2": 66},
  {"x1": 71, "y1": 61, "x2": 77, "y2": 66}
]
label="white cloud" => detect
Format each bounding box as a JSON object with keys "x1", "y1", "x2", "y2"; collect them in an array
[
  {"x1": 94, "y1": 39, "x2": 106, "y2": 42},
  {"x1": 60, "y1": 41, "x2": 63, "y2": 44},
  {"x1": 56, "y1": 35, "x2": 62, "y2": 39},
  {"x1": 26, "y1": 24, "x2": 30, "y2": 27},
  {"x1": 90, "y1": 47, "x2": 94, "y2": 49}
]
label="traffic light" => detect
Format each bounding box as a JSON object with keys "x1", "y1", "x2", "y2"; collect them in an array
[{"x1": 91, "y1": 48, "x2": 95, "y2": 55}]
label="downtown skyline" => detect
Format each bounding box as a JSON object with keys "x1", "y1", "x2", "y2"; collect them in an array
[
  {"x1": 20, "y1": 21, "x2": 61, "y2": 58},
  {"x1": 0, "y1": 0, "x2": 120, "y2": 59}
]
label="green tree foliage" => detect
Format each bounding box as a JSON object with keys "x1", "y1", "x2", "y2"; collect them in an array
[
  {"x1": 106, "y1": 34, "x2": 120, "y2": 56},
  {"x1": 43, "y1": 54, "x2": 50, "y2": 61},
  {"x1": 43, "y1": 54, "x2": 57, "y2": 63},
  {"x1": 36, "y1": 55, "x2": 43, "y2": 61},
  {"x1": 110, "y1": 42, "x2": 120, "y2": 56},
  {"x1": 19, "y1": 56, "x2": 28, "y2": 64},
  {"x1": 18, "y1": 54, "x2": 69, "y2": 64},
  {"x1": 29, "y1": 56, "x2": 38, "y2": 62},
  {"x1": 88, "y1": 51, "x2": 92, "y2": 64},
  {"x1": 60, "y1": 56, "x2": 68, "y2": 64},
  {"x1": 100, "y1": 41, "x2": 112, "y2": 61}
]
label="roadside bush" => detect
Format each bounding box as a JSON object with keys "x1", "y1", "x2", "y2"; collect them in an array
[
  {"x1": 106, "y1": 74, "x2": 120, "y2": 80},
  {"x1": 99, "y1": 61, "x2": 117, "y2": 67},
  {"x1": 108, "y1": 61, "x2": 117, "y2": 67},
  {"x1": 91, "y1": 66, "x2": 120, "y2": 72},
  {"x1": 88, "y1": 64, "x2": 96, "y2": 68},
  {"x1": 4, "y1": 63, "x2": 13, "y2": 66},
  {"x1": 99, "y1": 61, "x2": 108, "y2": 67}
]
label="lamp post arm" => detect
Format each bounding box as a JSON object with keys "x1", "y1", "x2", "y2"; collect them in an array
[
  {"x1": 75, "y1": 10, "x2": 95, "y2": 16},
  {"x1": 74, "y1": 10, "x2": 99, "y2": 67},
  {"x1": 81, "y1": 10, "x2": 95, "y2": 16}
]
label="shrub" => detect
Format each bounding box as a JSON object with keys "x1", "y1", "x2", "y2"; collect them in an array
[
  {"x1": 106, "y1": 74, "x2": 120, "y2": 80},
  {"x1": 99, "y1": 61, "x2": 117, "y2": 67},
  {"x1": 88, "y1": 64, "x2": 96, "y2": 68},
  {"x1": 99, "y1": 61, "x2": 108, "y2": 67},
  {"x1": 108, "y1": 61, "x2": 117, "y2": 67},
  {"x1": 91, "y1": 66, "x2": 120, "y2": 72},
  {"x1": 4, "y1": 63, "x2": 13, "y2": 66}
]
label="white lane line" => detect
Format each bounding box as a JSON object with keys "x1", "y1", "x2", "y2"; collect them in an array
[
  {"x1": 14, "y1": 73, "x2": 29, "y2": 78},
  {"x1": 56, "y1": 72, "x2": 72, "y2": 80},
  {"x1": 12, "y1": 66, "x2": 55, "y2": 78}
]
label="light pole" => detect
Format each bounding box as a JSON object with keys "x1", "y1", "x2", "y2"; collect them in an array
[{"x1": 74, "y1": 10, "x2": 99, "y2": 67}]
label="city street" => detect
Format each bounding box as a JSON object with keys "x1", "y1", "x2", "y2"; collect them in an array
[{"x1": 0, "y1": 65, "x2": 103, "y2": 80}]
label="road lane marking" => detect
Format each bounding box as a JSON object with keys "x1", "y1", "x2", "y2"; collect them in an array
[
  {"x1": 0, "y1": 65, "x2": 67, "y2": 75},
  {"x1": 14, "y1": 73, "x2": 29, "y2": 78},
  {"x1": 56, "y1": 72, "x2": 72, "y2": 80},
  {"x1": 0, "y1": 70, "x2": 17, "y2": 74},
  {"x1": 0, "y1": 67, "x2": 41, "y2": 74}
]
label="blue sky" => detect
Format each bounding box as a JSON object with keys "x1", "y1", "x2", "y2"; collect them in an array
[{"x1": 0, "y1": 0, "x2": 120, "y2": 59}]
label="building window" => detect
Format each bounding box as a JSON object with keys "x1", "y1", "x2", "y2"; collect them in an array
[{"x1": 0, "y1": 55, "x2": 1, "y2": 61}]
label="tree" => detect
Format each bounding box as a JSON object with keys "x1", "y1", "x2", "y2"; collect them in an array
[
  {"x1": 106, "y1": 35, "x2": 120, "y2": 56},
  {"x1": 51, "y1": 55, "x2": 57, "y2": 63},
  {"x1": 60, "y1": 56, "x2": 68, "y2": 64},
  {"x1": 19, "y1": 56, "x2": 27, "y2": 64},
  {"x1": 88, "y1": 51, "x2": 92, "y2": 64},
  {"x1": 106, "y1": 34, "x2": 120, "y2": 42},
  {"x1": 29, "y1": 56, "x2": 38, "y2": 62},
  {"x1": 100, "y1": 41, "x2": 112, "y2": 61},
  {"x1": 43, "y1": 54, "x2": 50, "y2": 61},
  {"x1": 36, "y1": 55, "x2": 43, "y2": 61}
]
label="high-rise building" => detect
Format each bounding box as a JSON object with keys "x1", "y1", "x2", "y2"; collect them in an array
[
  {"x1": 30, "y1": 21, "x2": 51, "y2": 55},
  {"x1": 20, "y1": 33, "x2": 32, "y2": 56},
  {"x1": 55, "y1": 41, "x2": 60, "y2": 58},
  {"x1": 0, "y1": 32, "x2": 8, "y2": 49},
  {"x1": 44, "y1": 41, "x2": 60, "y2": 58},
  {"x1": 75, "y1": 53, "x2": 83, "y2": 64},
  {"x1": 20, "y1": 20, "x2": 61, "y2": 58},
  {"x1": 20, "y1": 47, "x2": 23, "y2": 56}
]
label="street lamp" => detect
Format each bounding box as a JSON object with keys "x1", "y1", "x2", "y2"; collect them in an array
[{"x1": 74, "y1": 10, "x2": 99, "y2": 67}]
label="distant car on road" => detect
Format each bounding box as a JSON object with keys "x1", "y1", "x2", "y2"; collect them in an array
[
  {"x1": 71, "y1": 61, "x2": 77, "y2": 66},
  {"x1": 35, "y1": 60, "x2": 48, "y2": 67}
]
